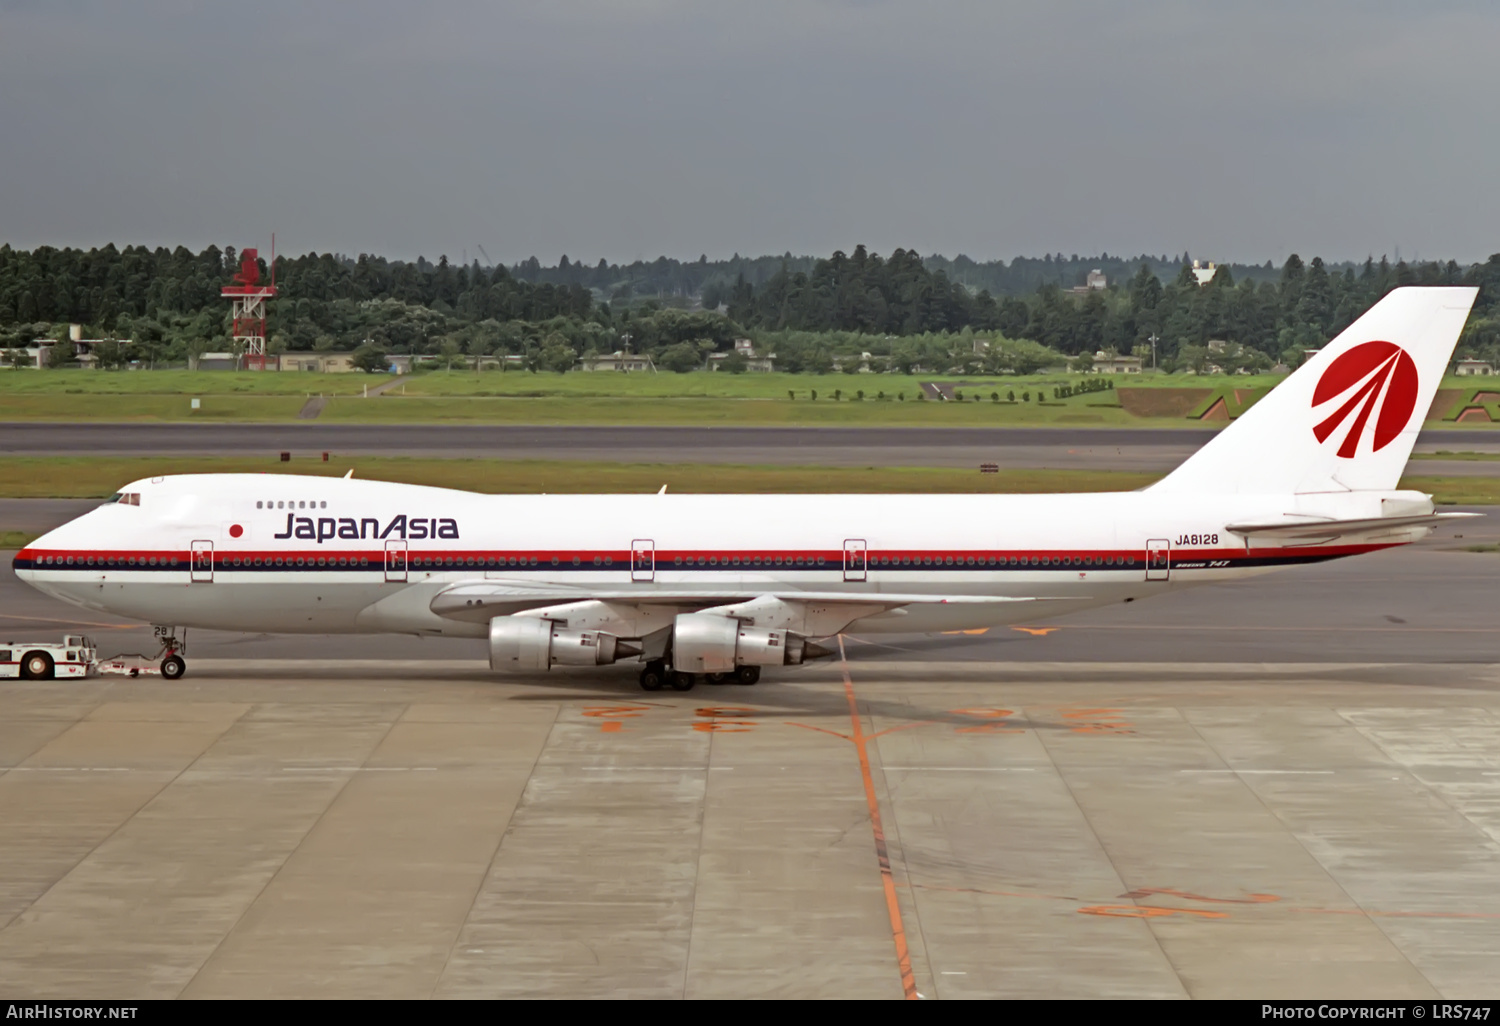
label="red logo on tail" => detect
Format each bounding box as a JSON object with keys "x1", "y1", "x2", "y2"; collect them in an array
[{"x1": 1311, "y1": 340, "x2": 1419, "y2": 458}]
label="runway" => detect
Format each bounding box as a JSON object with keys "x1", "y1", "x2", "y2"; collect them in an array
[{"x1": 2, "y1": 422, "x2": 1498, "y2": 473}]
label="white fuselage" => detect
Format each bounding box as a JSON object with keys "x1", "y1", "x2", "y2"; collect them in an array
[{"x1": 14, "y1": 474, "x2": 1407, "y2": 640}]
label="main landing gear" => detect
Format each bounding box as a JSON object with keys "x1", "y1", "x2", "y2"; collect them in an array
[
  {"x1": 153, "y1": 627, "x2": 187, "y2": 680},
  {"x1": 638, "y1": 662, "x2": 760, "y2": 691}
]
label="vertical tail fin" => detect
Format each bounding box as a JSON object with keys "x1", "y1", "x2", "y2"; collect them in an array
[{"x1": 1151, "y1": 286, "x2": 1478, "y2": 495}]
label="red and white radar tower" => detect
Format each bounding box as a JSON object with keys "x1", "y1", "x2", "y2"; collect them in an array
[{"x1": 222, "y1": 246, "x2": 277, "y2": 370}]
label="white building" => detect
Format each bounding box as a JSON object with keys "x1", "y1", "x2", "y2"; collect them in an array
[
  {"x1": 581, "y1": 351, "x2": 654, "y2": 372},
  {"x1": 1455, "y1": 359, "x2": 1495, "y2": 376},
  {"x1": 26, "y1": 324, "x2": 133, "y2": 368},
  {"x1": 1091, "y1": 351, "x2": 1142, "y2": 374},
  {"x1": 1191, "y1": 260, "x2": 1219, "y2": 286}
]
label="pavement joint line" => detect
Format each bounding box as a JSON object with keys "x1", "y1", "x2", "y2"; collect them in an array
[
  {"x1": 1187, "y1": 711, "x2": 1443, "y2": 997},
  {"x1": 1040, "y1": 705, "x2": 1193, "y2": 996},
  {"x1": 577, "y1": 765, "x2": 713, "y2": 771},
  {"x1": 280, "y1": 766, "x2": 438, "y2": 772},
  {"x1": 882, "y1": 766, "x2": 1037, "y2": 772},
  {"x1": 681, "y1": 700, "x2": 715, "y2": 1000},
  {"x1": 0, "y1": 701, "x2": 254, "y2": 938},
  {"x1": 1180, "y1": 769, "x2": 1334, "y2": 775},
  {"x1": 6, "y1": 766, "x2": 137, "y2": 771},
  {"x1": 430, "y1": 700, "x2": 561, "y2": 999},
  {"x1": 179, "y1": 707, "x2": 404, "y2": 998},
  {"x1": 1340, "y1": 710, "x2": 1500, "y2": 880}
]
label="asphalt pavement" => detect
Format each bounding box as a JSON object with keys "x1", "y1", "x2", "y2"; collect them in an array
[{"x1": 3, "y1": 423, "x2": 1500, "y2": 473}]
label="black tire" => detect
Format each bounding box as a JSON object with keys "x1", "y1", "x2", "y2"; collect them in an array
[
  {"x1": 703, "y1": 672, "x2": 729, "y2": 685},
  {"x1": 669, "y1": 671, "x2": 696, "y2": 692},
  {"x1": 161, "y1": 655, "x2": 186, "y2": 680},
  {"x1": 733, "y1": 665, "x2": 761, "y2": 686},
  {"x1": 639, "y1": 666, "x2": 665, "y2": 691},
  {"x1": 20, "y1": 651, "x2": 53, "y2": 681}
]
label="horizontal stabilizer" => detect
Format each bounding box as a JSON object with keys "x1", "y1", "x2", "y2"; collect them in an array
[{"x1": 1225, "y1": 511, "x2": 1480, "y2": 542}]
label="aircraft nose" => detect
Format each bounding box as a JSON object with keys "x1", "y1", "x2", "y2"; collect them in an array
[{"x1": 13, "y1": 524, "x2": 63, "y2": 573}]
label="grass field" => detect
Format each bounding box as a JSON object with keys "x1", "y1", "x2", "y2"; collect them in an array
[
  {"x1": 316, "y1": 394, "x2": 1160, "y2": 426},
  {"x1": 0, "y1": 367, "x2": 1284, "y2": 398},
  {"x1": 0, "y1": 369, "x2": 371, "y2": 395},
  {"x1": 0, "y1": 455, "x2": 1490, "y2": 505},
  {"x1": 2, "y1": 368, "x2": 1496, "y2": 430},
  {"x1": 0, "y1": 395, "x2": 309, "y2": 421},
  {"x1": 1412, "y1": 451, "x2": 1500, "y2": 461}
]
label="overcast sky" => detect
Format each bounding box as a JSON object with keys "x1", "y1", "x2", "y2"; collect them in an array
[{"x1": 2, "y1": 1, "x2": 1497, "y2": 266}]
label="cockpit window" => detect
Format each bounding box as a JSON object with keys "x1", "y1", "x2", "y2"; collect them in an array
[
  {"x1": 101, "y1": 493, "x2": 122, "y2": 505},
  {"x1": 101, "y1": 492, "x2": 141, "y2": 507}
]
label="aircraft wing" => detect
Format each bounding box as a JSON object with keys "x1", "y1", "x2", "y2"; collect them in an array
[{"x1": 427, "y1": 579, "x2": 1054, "y2": 625}]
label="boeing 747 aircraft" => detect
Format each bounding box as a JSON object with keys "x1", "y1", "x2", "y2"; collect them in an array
[{"x1": 12, "y1": 287, "x2": 1479, "y2": 689}]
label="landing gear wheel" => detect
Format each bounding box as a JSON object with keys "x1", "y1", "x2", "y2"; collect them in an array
[
  {"x1": 732, "y1": 666, "x2": 761, "y2": 686},
  {"x1": 639, "y1": 664, "x2": 666, "y2": 691},
  {"x1": 704, "y1": 672, "x2": 729, "y2": 685},
  {"x1": 160, "y1": 655, "x2": 186, "y2": 680},
  {"x1": 669, "y1": 671, "x2": 697, "y2": 692},
  {"x1": 21, "y1": 651, "x2": 53, "y2": 681}
]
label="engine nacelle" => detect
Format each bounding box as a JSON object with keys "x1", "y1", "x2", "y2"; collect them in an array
[
  {"x1": 488, "y1": 616, "x2": 635, "y2": 672},
  {"x1": 671, "y1": 613, "x2": 819, "y2": 673}
]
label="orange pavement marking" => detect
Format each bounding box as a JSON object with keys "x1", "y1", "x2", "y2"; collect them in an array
[
  {"x1": 950, "y1": 708, "x2": 1025, "y2": 734},
  {"x1": 837, "y1": 636, "x2": 919, "y2": 1001},
  {"x1": 1011, "y1": 626, "x2": 1059, "y2": 636},
  {"x1": 1080, "y1": 904, "x2": 1228, "y2": 919},
  {"x1": 581, "y1": 704, "x2": 650, "y2": 733},
  {"x1": 1123, "y1": 887, "x2": 1279, "y2": 905},
  {"x1": 914, "y1": 880, "x2": 1500, "y2": 922},
  {"x1": 692, "y1": 706, "x2": 757, "y2": 733}
]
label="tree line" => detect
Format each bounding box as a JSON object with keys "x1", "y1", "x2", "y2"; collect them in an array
[{"x1": 1, "y1": 241, "x2": 1497, "y2": 372}]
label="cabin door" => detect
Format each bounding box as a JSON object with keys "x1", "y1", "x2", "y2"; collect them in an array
[
  {"x1": 1146, "y1": 539, "x2": 1170, "y2": 581},
  {"x1": 384, "y1": 540, "x2": 408, "y2": 582},
  {"x1": 843, "y1": 539, "x2": 868, "y2": 582},
  {"x1": 191, "y1": 540, "x2": 213, "y2": 583},
  {"x1": 631, "y1": 539, "x2": 655, "y2": 582}
]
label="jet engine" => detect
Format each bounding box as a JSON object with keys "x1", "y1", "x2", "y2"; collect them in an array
[
  {"x1": 488, "y1": 616, "x2": 640, "y2": 672},
  {"x1": 671, "y1": 612, "x2": 828, "y2": 674}
]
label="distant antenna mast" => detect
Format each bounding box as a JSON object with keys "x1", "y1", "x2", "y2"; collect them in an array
[
  {"x1": 476, "y1": 244, "x2": 493, "y2": 267},
  {"x1": 223, "y1": 235, "x2": 277, "y2": 371}
]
